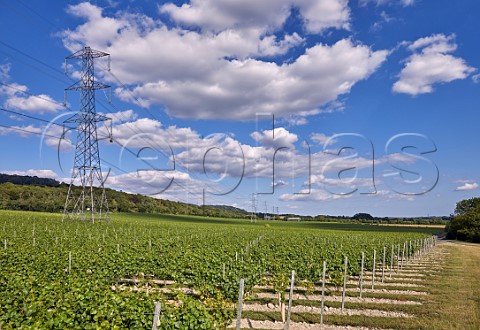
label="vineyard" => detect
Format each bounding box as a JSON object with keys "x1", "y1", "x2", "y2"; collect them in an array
[{"x1": 0, "y1": 210, "x2": 442, "y2": 329}]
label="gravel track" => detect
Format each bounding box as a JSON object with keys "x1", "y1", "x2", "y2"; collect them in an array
[
  {"x1": 253, "y1": 292, "x2": 422, "y2": 305},
  {"x1": 228, "y1": 319, "x2": 392, "y2": 330},
  {"x1": 254, "y1": 285, "x2": 428, "y2": 295},
  {"x1": 242, "y1": 303, "x2": 413, "y2": 318}
]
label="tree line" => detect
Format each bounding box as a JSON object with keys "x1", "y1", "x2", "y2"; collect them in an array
[
  {"x1": 0, "y1": 182, "x2": 249, "y2": 218},
  {"x1": 0, "y1": 173, "x2": 60, "y2": 187},
  {"x1": 447, "y1": 197, "x2": 480, "y2": 243}
]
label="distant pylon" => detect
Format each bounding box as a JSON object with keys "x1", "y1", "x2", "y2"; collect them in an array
[
  {"x1": 63, "y1": 46, "x2": 111, "y2": 223},
  {"x1": 251, "y1": 193, "x2": 257, "y2": 222}
]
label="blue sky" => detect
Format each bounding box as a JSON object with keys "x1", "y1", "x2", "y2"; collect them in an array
[{"x1": 0, "y1": 0, "x2": 479, "y2": 217}]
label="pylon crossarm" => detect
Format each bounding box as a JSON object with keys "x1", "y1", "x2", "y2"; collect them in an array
[
  {"x1": 66, "y1": 81, "x2": 110, "y2": 91},
  {"x1": 66, "y1": 47, "x2": 109, "y2": 60}
]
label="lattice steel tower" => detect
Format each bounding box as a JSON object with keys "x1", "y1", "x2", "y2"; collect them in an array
[{"x1": 63, "y1": 46, "x2": 110, "y2": 223}]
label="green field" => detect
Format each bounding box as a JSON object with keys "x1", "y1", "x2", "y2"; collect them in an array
[{"x1": 0, "y1": 210, "x2": 443, "y2": 329}]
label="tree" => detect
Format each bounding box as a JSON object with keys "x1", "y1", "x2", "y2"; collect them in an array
[
  {"x1": 454, "y1": 197, "x2": 480, "y2": 215},
  {"x1": 447, "y1": 197, "x2": 480, "y2": 243},
  {"x1": 352, "y1": 213, "x2": 374, "y2": 221}
]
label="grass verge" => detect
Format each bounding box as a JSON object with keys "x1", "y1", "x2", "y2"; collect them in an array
[{"x1": 413, "y1": 242, "x2": 480, "y2": 329}]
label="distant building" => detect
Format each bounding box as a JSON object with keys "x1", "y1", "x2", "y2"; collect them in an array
[{"x1": 287, "y1": 217, "x2": 302, "y2": 222}]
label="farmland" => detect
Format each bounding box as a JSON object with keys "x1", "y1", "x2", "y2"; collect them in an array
[{"x1": 0, "y1": 210, "x2": 468, "y2": 329}]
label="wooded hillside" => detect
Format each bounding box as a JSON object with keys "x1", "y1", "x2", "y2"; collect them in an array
[{"x1": 0, "y1": 174, "x2": 249, "y2": 218}]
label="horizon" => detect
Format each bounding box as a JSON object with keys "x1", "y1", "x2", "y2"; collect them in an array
[{"x1": 0, "y1": 171, "x2": 453, "y2": 219}]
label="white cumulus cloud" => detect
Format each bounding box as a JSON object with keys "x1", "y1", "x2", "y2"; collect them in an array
[
  {"x1": 455, "y1": 182, "x2": 479, "y2": 191},
  {"x1": 360, "y1": 0, "x2": 414, "y2": 7},
  {"x1": 393, "y1": 34, "x2": 475, "y2": 95},
  {"x1": 0, "y1": 63, "x2": 63, "y2": 114},
  {"x1": 61, "y1": 2, "x2": 387, "y2": 121},
  {"x1": 4, "y1": 93, "x2": 63, "y2": 114},
  {"x1": 160, "y1": 0, "x2": 350, "y2": 34}
]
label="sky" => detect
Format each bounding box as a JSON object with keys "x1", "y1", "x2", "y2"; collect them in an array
[{"x1": 0, "y1": 0, "x2": 479, "y2": 217}]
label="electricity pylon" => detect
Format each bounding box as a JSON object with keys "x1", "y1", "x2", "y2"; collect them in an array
[{"x1": 63, "y1": 46, "x2": 111, "y2": 223}]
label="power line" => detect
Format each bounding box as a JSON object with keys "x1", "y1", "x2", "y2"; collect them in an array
[
  {"x1": 0, "y1": 42, "x2": 165, "y2": 199},
  {"x1": 0, "y1": 122, "x2": 241, "y2": 208},
  {"x1": 0, "y1": 43, "x2": 252, "y2": 208},
  {"x1": 0, "y1": 112, "x2": 167, "y2": 183},
  {"x1": 98, "y1": 68, "x2": 252, "y2": 206},
  {"x1": 0, "y1": 40, "x2": 67, "y2": 79},
  {"x1": 1, "y1": 0, "x2": 55, "y2": 34},
  {"x1": 0, "y1": 107, "x2": 68, "y2": 128},
  {"x1": 0, "y1": 123, "x2": 63, "y2": 140},
  {"x1": 0, "y1": 82, "x2": 65, "y2": 108},
  {"x1": 1, "y1": 42, "x2": 244, "y2": 206},
  {"x1": 0, "y1": 122, "x2": 180, "y2": 199},
  {"x1": 0, "y1": 48, "x2": 69, "y2": 85},
  {"x1": 0, "y1": 108, "x2": 180, "y2": 196},
  {"x1": 15, "y1": 0, "x2": 63, "y2": 31}
]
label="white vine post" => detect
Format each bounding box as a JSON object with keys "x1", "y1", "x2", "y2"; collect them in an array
[
  {"x1": 151, "y1": 301, "x2": 161, "y2": 330},
  {"x1": 409, "y1": 240, "x2": 412, "y2": 261},
  {"x1": 412, "y1": 240, "x2": 415, "y2": 260},
  {"x1": 341, "y1": 256, "x2": 348, "y2": 311},
  {"x1": 413, "y1": 240, "x2": 415, "y2": 261},
  {"x1": 285, "y1": 270, "x2": 295, "y2": 329},
  {"x1": 371, "y1": 249, "x2": 376, "y2": 290},
  {"x1": 407, "y1": 241, "x2": 411, "y2": 265},
  {"x1": 236, "y1": 279, "x2": 245, "y2": 330},
  {"x1": 397, "y1": 244, "x2": 400, "y2": 272},
  {"x1": 390, "y1": 244, "x2": 394, "y2": 278},
  {"x1": 401, "y1": 242, "x2": 405, "y2": 269},
  {"x1": 359, "y1": 252, "x2": 364, "y2": 299},
  {"x1": 320, "y1": 261, "x2": 326, "y2": 327},
  {"x1": 381, "y1": 246, "x2": 386, "y2": 283}
]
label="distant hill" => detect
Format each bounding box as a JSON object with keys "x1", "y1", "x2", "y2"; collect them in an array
[
  {"x1": 207, "y1": 204, "x2": 247, "y2": 213},
  {"x1": 0, "y1": 173, "x2": 448, "y2": 224},
  {"x1": 0, "y1": 173, "x2": 249, "y2": 218},
  {"x1": 0, "y1": 173, "x2": 61, "y2": 187}
]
